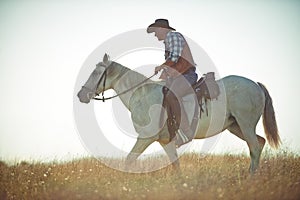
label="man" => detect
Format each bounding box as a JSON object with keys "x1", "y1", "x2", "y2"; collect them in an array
[{"x1": 147, "y1": 19, "x2": 198, "y2": 147}]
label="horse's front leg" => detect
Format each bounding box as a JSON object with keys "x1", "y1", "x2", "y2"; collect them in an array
[
  {"x1": 125, "y1": 137, "x2": 155, "y2": 168},
  {"x1": 160, "y1": 140, "x2": 181, "y2": 171}
]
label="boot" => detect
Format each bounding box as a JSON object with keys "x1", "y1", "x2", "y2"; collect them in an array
[
  {"x1": 174, "y1": 106, "x2": 194, "y2": 148},
  {"x1": 175, "y1": 128, "x2": 194, "y2": 148}
]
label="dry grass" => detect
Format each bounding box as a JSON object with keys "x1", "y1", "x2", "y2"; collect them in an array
[{"x1": 1, "y1": 152, "x2": 300, "y2": 200}]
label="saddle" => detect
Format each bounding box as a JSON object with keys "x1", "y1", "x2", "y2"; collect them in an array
[
  {"x1": 161, "y1": 72, "x2": 220, "y2": 141},
  {"x1": 193, "y1": 72, "x2": 220, "y2": 100},
  {"x1": 193, "y1": 72, "x2": 220, "y2": 117}
]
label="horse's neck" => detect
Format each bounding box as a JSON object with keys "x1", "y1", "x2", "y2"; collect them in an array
[{"x1": 112, "y1": 64, "x2": 150, "y2": 109}]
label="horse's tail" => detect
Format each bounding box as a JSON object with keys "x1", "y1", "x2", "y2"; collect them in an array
[{"x1": 257, "y1": 82, "x2": 281, "y2": 148}]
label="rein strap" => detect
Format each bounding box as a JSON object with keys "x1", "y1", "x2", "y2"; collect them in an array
[{"x1": 93, "y1": 72, "x2": 157, "y2": 102}]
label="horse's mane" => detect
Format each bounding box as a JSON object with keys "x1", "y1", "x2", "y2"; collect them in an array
[{"x1": 111, "y1": 61, "x2": 153, "y2": 82}]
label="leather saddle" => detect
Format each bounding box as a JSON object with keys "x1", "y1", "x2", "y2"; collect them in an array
[
  {"x1": 193, "y1": 72, "x2": 220, "y2": 117},
  {"x1": 193, "y1": 72, "x2": 220, "y2": 100}
]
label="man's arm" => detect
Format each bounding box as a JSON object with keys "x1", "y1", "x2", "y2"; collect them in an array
[
  {"x1": 155, "y1": 60, "x2": 175, "y2": 74},
  {"x1": 155, "y1": 32, "x2": 185, "y2": 77}
]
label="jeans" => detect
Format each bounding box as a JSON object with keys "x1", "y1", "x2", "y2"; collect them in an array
[
  {"x1": 183, "y1": 67, "x2": 198, "y2": 85},
  {"x1": 166, "y1": 67, "x2": 198, "y2": 97}
]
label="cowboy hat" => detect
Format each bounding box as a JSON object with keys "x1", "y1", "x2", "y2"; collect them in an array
[{"x1": 147, "y1": 19, "x2": 176, "y2": 33}]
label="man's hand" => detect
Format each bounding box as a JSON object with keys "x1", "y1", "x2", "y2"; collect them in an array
[{"x1": 154, "y1": 65, "x2": 164, "y2": 74}]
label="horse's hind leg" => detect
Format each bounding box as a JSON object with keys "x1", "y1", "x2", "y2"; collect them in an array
[
  {"x1": 228, "y1": 122, "x2": 265, "y2": 151},
  {"x1": 227, "y1": 122, "x2": 265, "y2": 173}
]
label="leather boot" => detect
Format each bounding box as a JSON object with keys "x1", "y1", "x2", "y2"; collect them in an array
[{"x1": 174, "y1": 102, "x2": 194, "y2": 148}]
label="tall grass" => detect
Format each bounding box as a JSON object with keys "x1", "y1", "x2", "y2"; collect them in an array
[{"x1": 0, "y1": 152, "x2": 299, "y2": 200}]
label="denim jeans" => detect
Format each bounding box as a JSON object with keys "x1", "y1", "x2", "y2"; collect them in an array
[
  {"x1": 166, "y1": 67, "x2": 198, "y2": 97},
  {"x1": 183, "y1": 67, "x2": 198, "y2": 85}
]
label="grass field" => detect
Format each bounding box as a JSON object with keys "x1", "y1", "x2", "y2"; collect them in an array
[{"x1": 1, "y1": 151, "x2": 300, "y2": 200}]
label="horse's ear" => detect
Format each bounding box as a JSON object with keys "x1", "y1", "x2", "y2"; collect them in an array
[{"x1": 103, "y1": 53, "x2": 110, "y2": 65}]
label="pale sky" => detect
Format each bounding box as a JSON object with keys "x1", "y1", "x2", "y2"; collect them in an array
[{"x1": 0, "y1": 0, "x2": 300, "y2": 161}]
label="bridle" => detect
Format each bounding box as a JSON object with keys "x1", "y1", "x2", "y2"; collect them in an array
[{"x1": 82, "y1": 65, "x2": 157, "y2": 102}]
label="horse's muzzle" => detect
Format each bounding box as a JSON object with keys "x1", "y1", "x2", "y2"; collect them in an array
[{"x1": 77, "y1": 89, "x2": 92, "y2": 104}]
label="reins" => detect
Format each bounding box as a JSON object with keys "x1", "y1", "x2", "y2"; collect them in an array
[{"x1": 92, "y1": 69, "x2": 157, "y2": 102}]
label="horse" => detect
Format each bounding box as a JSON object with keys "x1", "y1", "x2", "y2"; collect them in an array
[{"x1": 77, "y1": 54, "x2": 281, "y2": 173}]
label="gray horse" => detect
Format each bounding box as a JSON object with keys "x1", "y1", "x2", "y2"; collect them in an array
[{"x1": 77, "y1": 54, "x2": 281, "y2": 173}]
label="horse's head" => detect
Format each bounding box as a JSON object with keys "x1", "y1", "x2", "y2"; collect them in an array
[{"x1": 77, "y1": 54, "x2": 116, "y2": 103}]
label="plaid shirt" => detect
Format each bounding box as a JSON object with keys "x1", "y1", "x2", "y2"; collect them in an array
[{"x1": 164, "y1": 31, "x2": 185, "y2": 63}]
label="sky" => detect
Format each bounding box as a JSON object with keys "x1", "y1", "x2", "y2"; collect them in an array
[{"x1": 0, "y1": 0, "x2": 300, "y2": 161}]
